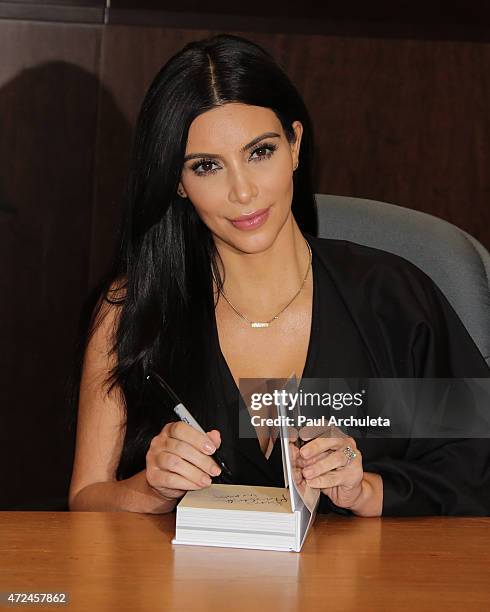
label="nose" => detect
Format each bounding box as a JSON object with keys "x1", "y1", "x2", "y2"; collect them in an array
[{"x1": 228, "y1": 165, "x2": 258, "y2": 204}]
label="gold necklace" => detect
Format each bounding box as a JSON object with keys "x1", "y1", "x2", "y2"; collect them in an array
[{"x1": 213, "y1": 238, "x2": 312, "y2": 328}]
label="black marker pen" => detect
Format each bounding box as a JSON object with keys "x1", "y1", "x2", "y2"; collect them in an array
[{"x1": 146, "y1": 370, "x2": 233, "y2": 483}]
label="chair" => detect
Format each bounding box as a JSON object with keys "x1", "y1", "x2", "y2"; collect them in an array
[{"x1": 314, "y1": 193, "x2": 490, "y2": 367}]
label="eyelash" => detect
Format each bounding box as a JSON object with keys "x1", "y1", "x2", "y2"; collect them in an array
[{"x1": 190, "y1": 143, "x2": 278, "y2": 177}]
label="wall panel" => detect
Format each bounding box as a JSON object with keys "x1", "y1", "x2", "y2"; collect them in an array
[{"x1": 0, "y1": 19, "x2": 101, "y2": 508}]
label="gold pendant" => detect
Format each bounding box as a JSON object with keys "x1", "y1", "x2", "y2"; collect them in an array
[{"x1": 251, "y1": 322, "x2": 269, "y2": 328}]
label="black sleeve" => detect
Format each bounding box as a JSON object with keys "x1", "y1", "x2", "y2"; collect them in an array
[
  {"x1": 365, "y1": 437, "x2": 490, "y2": 516},
  {"x1": 363, "y1": 266, "x2": 490, "y2": 516}
]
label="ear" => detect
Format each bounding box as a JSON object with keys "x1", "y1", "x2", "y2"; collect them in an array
[
  {"x1": 177, "y1": 181, "x2": 188, "y2": 198},
  {"x1": 290, "y1": 121, "x2": 303, "y2": 171}
]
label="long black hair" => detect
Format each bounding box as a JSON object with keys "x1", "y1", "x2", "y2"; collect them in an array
[{"x1": 66, "y1": 33, "x2": 318, "y2": 481}]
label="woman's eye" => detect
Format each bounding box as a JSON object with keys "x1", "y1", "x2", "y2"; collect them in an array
[
  {"x1": 191, "y1": 142, "x2": 277, "y2": 177},
  {"x1": 250, "y1": 143, "x2": 277, "y2": 161},
  {"x1": 191, "y1": 159, "x2": 219, "y2": 176}
]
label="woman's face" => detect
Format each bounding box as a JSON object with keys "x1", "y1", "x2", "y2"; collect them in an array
[{"x1": 178, "y1": 103, "x2": 303, "y2": 254}]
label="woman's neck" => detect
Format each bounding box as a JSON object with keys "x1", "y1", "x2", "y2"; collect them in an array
[{"x1": 212, "y1": 214, "x2": 310, "y2": 317}]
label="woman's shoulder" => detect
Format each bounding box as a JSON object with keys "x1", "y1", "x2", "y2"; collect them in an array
[
  {"x1": 306, "y1": 233, "x2": 433, "y2": 290},
  {"x1": 305, "y1": 234, "x2": 490, "y2": 376},
  {"x1": 305, "y1": 233, "x2": 452, "y2": 325},
  {"x1": 307, "y1": 233, "x2": 413, "y2": 267},
  {"x1": 87, "y1": 274, "x2": 128, "y2": 341},
  {"x1": 105, "y1": 275, "x2": 128, "y2": 303}
]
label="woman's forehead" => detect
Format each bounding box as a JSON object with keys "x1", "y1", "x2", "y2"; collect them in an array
[{"x1": 186, "y1": 104, "x2": 281, "y2": 150}]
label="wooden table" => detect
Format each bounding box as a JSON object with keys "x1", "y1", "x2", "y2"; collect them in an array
[{"x1": 1, "y1": 512, "x2": 489, "y2": 611}]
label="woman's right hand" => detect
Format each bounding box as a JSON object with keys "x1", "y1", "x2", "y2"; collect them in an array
[{"x1": 145, "y1": 422, "x2": 223, "y2": 502}]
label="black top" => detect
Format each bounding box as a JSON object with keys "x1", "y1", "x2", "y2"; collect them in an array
[{"x1": 206, "y1": 232, "x2": 490, "y2": 516}]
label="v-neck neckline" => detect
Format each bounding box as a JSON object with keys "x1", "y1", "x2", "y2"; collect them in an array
[{"x1": 212, "y1": 234, "x2": 319, "y2": 403}]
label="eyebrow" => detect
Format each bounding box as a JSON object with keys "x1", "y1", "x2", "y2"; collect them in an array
[{"x1": 183, "y1": 131, "x2": 281, "y2": 163}]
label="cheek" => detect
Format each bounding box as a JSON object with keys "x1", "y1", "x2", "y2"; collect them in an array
[
  {"x1": 263, "y1": 157, "x2": 294, "y2": 197},
  {"x1": 191, "y1": 198, "x2": 221, "y2": 224},
  {"x1": 183, "y1": 179, "x2": 222, "y2": 220}
]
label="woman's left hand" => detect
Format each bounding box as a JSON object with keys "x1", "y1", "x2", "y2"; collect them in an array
[{"x1": 296, "y1": 433, "x2": 364, "y2": 510}]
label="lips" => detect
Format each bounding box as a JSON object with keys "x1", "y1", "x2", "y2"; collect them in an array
[
  {"x1": 229, "y1": 207, "x2": 270, "y2": 231},
  {"x1": 230, "y1": 208, "x2": 269, "y2": 222}
]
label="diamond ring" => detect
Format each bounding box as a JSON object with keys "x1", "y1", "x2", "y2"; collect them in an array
[{"x1": 342, "y1": 446, "x2": 357, "y2": 466}]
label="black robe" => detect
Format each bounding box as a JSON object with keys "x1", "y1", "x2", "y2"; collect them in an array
[{"x1": 204, "y1": 233, "x2": 490, "y2": 517}]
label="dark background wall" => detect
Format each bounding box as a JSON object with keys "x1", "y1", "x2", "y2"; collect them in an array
[{"x1": 1, "y1": 2, "x2": 489, "y2": 509}]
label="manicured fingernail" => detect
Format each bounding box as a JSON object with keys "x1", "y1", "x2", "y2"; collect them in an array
[
  {"x1": 203, "y1": 443, "x2": 216, "y2": 454},
  {"x1": 211, "y1": 465, "x2": 221, "y2": 476},
  {"x1": 201, "y1": 475, "x2": 212, "y2": 485}
]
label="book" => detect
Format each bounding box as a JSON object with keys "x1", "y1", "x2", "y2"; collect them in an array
[{"x1": 171, "y1": 374, "x2": 321, "y2": 552}]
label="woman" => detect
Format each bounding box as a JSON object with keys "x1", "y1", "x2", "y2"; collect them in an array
[{"x1": 68, "y1": 33, "x2": 490, "y2": 517}]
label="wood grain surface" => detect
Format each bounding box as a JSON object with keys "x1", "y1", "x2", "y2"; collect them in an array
[{"x1": 1, "y1": 512, "x2": 489, "y2": 611}]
